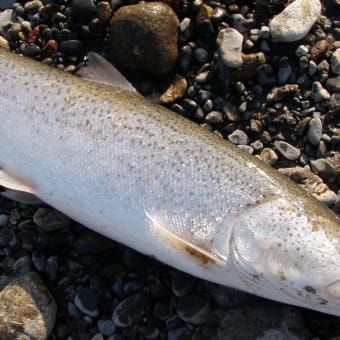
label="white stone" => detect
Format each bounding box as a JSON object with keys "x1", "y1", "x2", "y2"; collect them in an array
[
  {"x1": 216, "y1": 28, "x2": 243, "y2": 68},
  {"x1": 269, "y1": 0, "x2": 321, "y2": 42}
]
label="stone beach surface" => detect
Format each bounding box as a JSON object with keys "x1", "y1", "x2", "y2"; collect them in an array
[{"x1": 0, "y1": 0, "x2": 339, "y2": 339}]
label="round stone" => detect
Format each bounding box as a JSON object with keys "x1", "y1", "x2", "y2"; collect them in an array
[
  {"x1": 331, "y1": 48, "x2": 340, "y2": 75},
  {"x1": 108, "y1": 2, "x2": 179, "y2": 75},
  {"x1": 228, "y1": 129, "x2": 249, "y2": 145}
]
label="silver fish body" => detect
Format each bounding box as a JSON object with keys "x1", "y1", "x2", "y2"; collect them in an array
[{"x1": 0, "y1": 49, "x2": 339, "y2": 315}]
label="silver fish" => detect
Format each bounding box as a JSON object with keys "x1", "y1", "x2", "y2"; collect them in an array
[{"x1": 0, "y1": 48, "x2": 339, "y2": 316}]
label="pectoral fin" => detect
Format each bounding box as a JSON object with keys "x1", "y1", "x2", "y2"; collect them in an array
[
  {"x1": 0, "y1": 168, "x2": 41, "y2": 204},
  {"x1": 145, "y1": 211, "x2": 227, "y2": 266}
]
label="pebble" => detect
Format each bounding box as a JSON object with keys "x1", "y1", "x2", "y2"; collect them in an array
[
  {"x1": 194, "y1": 48, "x2": 209, "y2": 64},
  {"x1": 97, "y1": 2, "x2": 112, "y2": 24},
  {"x1": 312, "y1": 81, "x2": 331, "y2": 102},
  {"x1": 216, "y1": 28, "x2": 243, "y2": 68},
  {"x1": 160, "y1": 75, "x2": 187, "y2": 104},
  {"x1": 112, "y1": 291, "x2": 150, "y2": 328},
  {"x1": 33, "y1": 207, "x2": 70, "y2": 231},
  {"x1": 176, "y1": 294, "x2": 210, "y2": 325},
  {"x1": 24, "y1": 0, "x2": 43, "y2": 19},
  {"x1": 74, "y1": 288, "x2": 99, "y2": 317},
  {"x1": 205, "y1": 110, "x2": 224, "y2": 124},
  {"x1": 230, "y1": 13, "x2": 254, "y2": 33},
  {"x1": 274, "y1": 140, "x2": 301, "y2": 160},
  {"x1": 108, "y1": 2, "x2": 179, "y2": 75},
  {"x1": 0, "y1": 272, "x2": 57, "y2": 339},
  {"x1": 267, "y1": 84, "x2": 299, "y2": 102},
  {"x1": 172, "y1": 271, "x2": 196, "y2": 298},
  {"x1": 59, "y1": 39, "x2": 83, "y2": 55},
  {"x1": 307, "y1": 117, "x2": 323, "y2": 145},
  {"x1": 325, "y1": 77, "x2": 340, "y2": 92},
  {"x1": 269, "y1": 0, "x2": 321, "y2": 42},
  {"x1": 278, "y1": 166, "x2": 337, "y2": 206},
  {"x1": 228, "y1": 130, "x2": 249, "y2": 145},
  {"x1": 260, "y1": 147, "x2": 279, "y2": 166},
  {"x1": 310, "y1": 158, "x2": 338, "y2": 181},
  {"x1": 331, "y1": 49, "x2": 340, "y2": 75},
  {"x1": 72, "y1": 0, "x2": 97, "y2": 24},
  {"x1": 218, "y1": 303, "x2": 308, "y2": 340},
  {"x1": 277, "y1": 56, "x2": 292, "y2": 84},
  {"x1": 73, "y1": 230, "x2": 115, "y2": 254},
  {"x1": 97, "y1": 319, "x2": 117, "y2": 336}
]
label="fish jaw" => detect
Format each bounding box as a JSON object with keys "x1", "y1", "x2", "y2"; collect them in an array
[{"x1": 228, "y1": 195, "x2": 340, "y2": 316}]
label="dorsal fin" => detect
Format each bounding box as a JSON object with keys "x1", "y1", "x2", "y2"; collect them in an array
[{"x1": 76, "y1": 52, "x2": 136, "y2": 92}]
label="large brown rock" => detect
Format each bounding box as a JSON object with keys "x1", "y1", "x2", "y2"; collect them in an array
[
  {"x1": 108, "y1": 2, "x2": 179, "y2": 75},
  {"x1": 0, "y1": 272, "x2": 57, "y2": 340}
]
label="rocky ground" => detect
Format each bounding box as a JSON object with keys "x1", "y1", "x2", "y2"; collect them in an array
[{"x1": 0, "y1": 0, "x2": 339, "y2": 339}]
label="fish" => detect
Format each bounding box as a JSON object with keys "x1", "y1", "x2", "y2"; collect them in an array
[{"x1": 0, "y1": 48, "x2": 339, "y2": 316}]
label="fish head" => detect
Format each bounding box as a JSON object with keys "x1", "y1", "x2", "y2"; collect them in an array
[{"x1": 230, "y1": 195, "x2": 340, "y2": 316}]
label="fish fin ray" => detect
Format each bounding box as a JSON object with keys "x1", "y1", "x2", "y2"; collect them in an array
[
  {"x1": 0, "y1": 168, "x2": 36, "y2": 194},
  {"x1": 76, "y1": 52, "x2": 136, "y2": 92}
]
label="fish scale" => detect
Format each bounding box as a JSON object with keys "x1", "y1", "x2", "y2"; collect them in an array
[{"x1": 0, "y1": 48, "x2": 339, "y2": 316}]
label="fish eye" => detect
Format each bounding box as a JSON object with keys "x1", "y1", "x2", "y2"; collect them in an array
[{"x1": 326, "y1": 280, "x2": 340, "y2": 299}]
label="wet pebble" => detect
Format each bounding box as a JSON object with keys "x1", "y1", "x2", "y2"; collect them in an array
[
  {"x1": 216, "y1": 28, "x2": 243, "y2": 68},
  {"x1": 112, "y1": 291, "x2": 150, "y2": 328},
  {"x1": 269, "y1": 0, "x2": 321, "y2": 42},
  {"x1": 97, "y1": 319, "x2": 117, "y2": 336},
  {"x1": 176, "y1": 294, "x2": 210, "y2": 325},
  {"x1": 59, "y1": 39, "x2": 83, "y2": 55},
  {"x1": 72, "y1": 0, "x2": 97, "y2": 24},
  {"x1": 74, "y1": 288, "x2": 99, "y2": 317},
  {"x1": 274, "y1": 140, "x2": 301, "y2": 160},
  {"x1": 172, "y1": 271, "x2": 196, "y2": 298}
]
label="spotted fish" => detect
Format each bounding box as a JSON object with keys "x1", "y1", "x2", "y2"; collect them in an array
[{"x1": 0, "y1": 48, "x2": 339, "y2": 316}]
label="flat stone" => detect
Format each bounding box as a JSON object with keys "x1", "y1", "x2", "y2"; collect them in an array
[
  {"x1": 307, "y1": 117, "x2": 322, "y2": 146},
  {"x1": 108, "y1": 2, "x2": 179, "y2": 75},
  {"x1": 269, "y1": 0, "x2": 321, "y2": 42},
  {"x1": 216, "y1": 28, "x2": 243, "y2": 68},
  {"x1": 0, "y1": 272, "x2": 56, "y2": 339},
  {"x1": 274, "y1": 141, "x2": 301, "y2": 161},
  {"x1": 33, "y1": 207, "x2": 70, "y2": 231}
]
